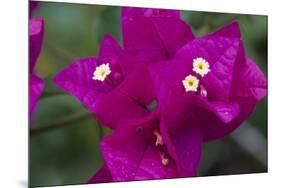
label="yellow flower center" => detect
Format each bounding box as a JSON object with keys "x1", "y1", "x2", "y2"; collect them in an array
[
  {"x1": 182, "y1": 75, "x2": 199, "y2": 92},
  {"x1": 192, "y1": 57, "x2": 210, "y2": 77},
  {"x1": 92, "y1": 63, "x2": 111, "y2": 81}
]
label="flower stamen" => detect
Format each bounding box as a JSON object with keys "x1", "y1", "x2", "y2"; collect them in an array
[
  {"x1": 92, "y1": 63, "x2": 111, "y2": 81},
  {"x1": 160, "y1": 153, "x2": 169, "y2": 166},
  {"x1": 153, "y1": 130, "x2": 164, "y2": 146}
]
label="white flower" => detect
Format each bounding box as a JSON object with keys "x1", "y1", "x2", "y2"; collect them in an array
[
  {"x1": 192, "y1": 57, "x2": 210, "y2": 77},
  {"x1": 92, "y1": 63, "x2": 111, "y2": 81},
  {"x1": 182, "y1": 75, "x2": 199, "y2": 92}
]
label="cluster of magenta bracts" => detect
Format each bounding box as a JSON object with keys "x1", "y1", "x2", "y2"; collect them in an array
[{"x1": 30, "y1": 6, "x2": 267, "y2": 183}]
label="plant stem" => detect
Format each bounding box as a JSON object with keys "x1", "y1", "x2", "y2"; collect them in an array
[
  {"x1": 40, "y1": 90, "x2": 66, "y2": 99},
  {"x1": 30, "y1": 110, "x2": 92, "y2": 136},
  {"x1": 45, "y1": 42, "x2": 76, "y2": 62}
]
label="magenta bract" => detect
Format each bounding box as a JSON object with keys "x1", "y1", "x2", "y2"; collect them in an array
[
  {"x1": 29, "y1": 18, "x2": 44, "y2": 114},
  {"x1": 154, "y1": 21, "x2": 267, "y2": 141},
  {"x1": 122, "y1": 7, "x2": 194, "y2": 64},
  {"x1": 53, "y1": 7, "x2": 267, "y2": 182},
  {"x1": 54, "y1": 34, "x2": 156, "y2": 129}
]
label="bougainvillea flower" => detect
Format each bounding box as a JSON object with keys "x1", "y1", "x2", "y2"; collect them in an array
[
  {"x1": 29, "y1": 18, "x2": 44, "y2": 113},
  {"x1": 154, "y1": 21, "x2": 267, "y2": 141},
  {"x1": 54, "y1": 34, "x2": 156, "y2": 129},
  {"x1": 53, "y1": 6, "x2": 266, "y2": 183},
  {"x1": 122, "y1": 7, "x2": 194, "y2": 64},
  {"x1": 89, "y1": 8, "x2": 267, "y2": 183},
  {"x1": 88, "y1": 108, "x2": 202, "y2": 182}
]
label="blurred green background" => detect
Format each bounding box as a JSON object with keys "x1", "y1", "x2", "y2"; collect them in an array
[{"x1": 30, "y1": 2, "x2": 268, "y2": 187}]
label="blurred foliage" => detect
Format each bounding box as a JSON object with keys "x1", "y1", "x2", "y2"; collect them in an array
[{"x1": 30, "y1": 2, "x2": 268, "y2": 187}]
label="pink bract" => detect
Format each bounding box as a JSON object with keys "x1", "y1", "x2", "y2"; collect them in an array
[
  {"x1": 29, "y1": 18, "x2": 44, "y2": 114},
  {"x1": 53, "y1": 7, "x2": 267, "y2": 182}
]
